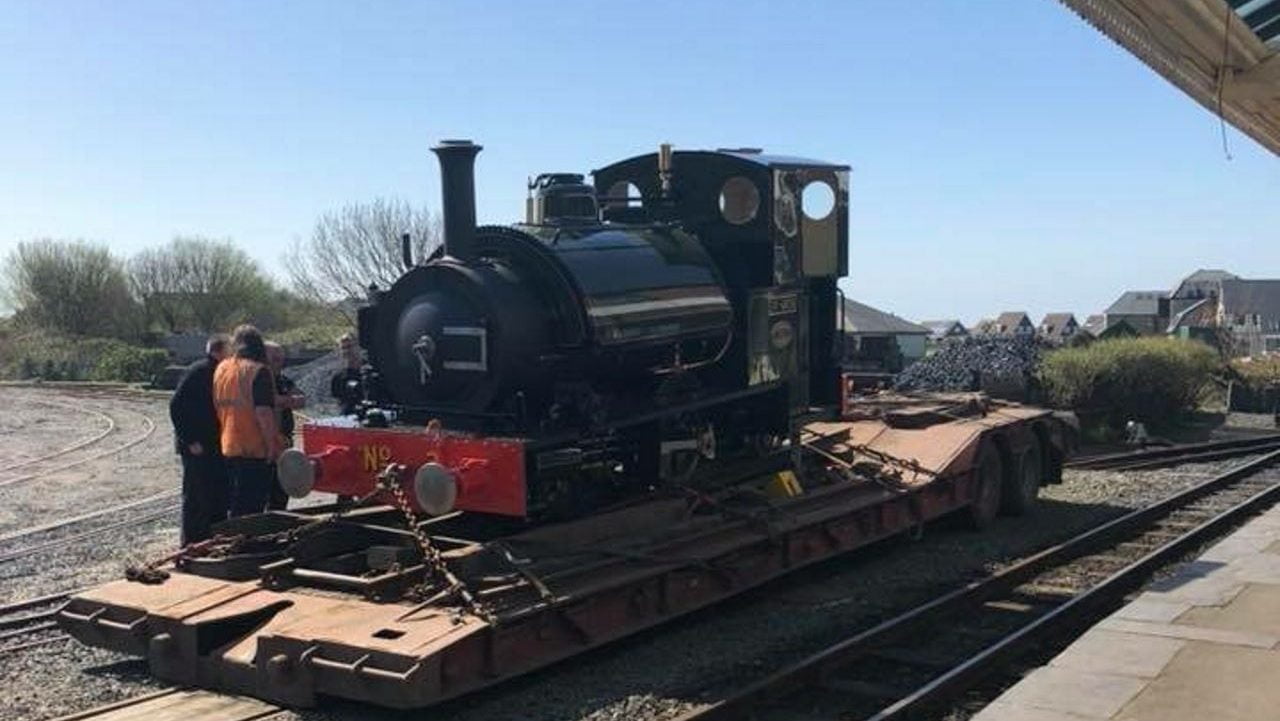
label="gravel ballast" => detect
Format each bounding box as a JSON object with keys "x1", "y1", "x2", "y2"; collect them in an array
[{"x1": 0, "y1": 385, "x2": 1265, "y2": 721}]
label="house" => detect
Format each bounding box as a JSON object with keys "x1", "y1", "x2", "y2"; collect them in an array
[
  {"x1": 920, "y1": 319, "x2": 968, "y2": 343},
  {"x1": 972, "y1": 318, "x2": 997, "y2": 336},
  {"x1": 1081, "y1": 314, "x2": 1106, "y2": 337},
  {"x1": 1170, "y1": 269, "x2": 1238, "y2": 317},
  {"x1": 1103, "y1": 290, "x2": 1170, "y2": 335},
  {"x1": 1217, "y1": 279, "x2": 1280, "y2": 355},
  {"x1": 1039, "y1": 313, "x2": 1080, "y2": 342},
  {"x1": 1098, "y1": 319, "x2": 1140, "y2": 339},
  {"x1": 991, "y1": 312, "x2": 1035, "y2": 338},
  {"x1": 840, "y1": 298, "x2": 931, "y2": 371}
]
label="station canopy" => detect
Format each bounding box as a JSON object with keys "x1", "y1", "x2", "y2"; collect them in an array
[{"x1": 1062, "y1": 0, "x2": 1280, "y2": 155}]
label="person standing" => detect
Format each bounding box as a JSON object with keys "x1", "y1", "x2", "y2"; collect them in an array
[
  {"x1": 169, "y1": 334, "x2": 230, "y2": 545},
  {"x1": 264, "y1": 341, "x2": 306, "y2": 510},
  {"x1": 330, "y1": 332, "x2": 363, "y2": 414},
  {"x1": 214, "y1": 325, "x2": 282, "y2": 516}
]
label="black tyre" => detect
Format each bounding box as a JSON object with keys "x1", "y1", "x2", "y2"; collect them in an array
[
  {"x1": 969, "y1": 442, "x2": 1003, "y2": 530},
  {"x1": 1002, "y1": 440, "x2": 1043, "y2": 516}
]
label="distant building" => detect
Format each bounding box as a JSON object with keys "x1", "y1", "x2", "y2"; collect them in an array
[
  {"x1": 1103, "y1": 290, "x2": 1170, "y2": 335},
  {"x1": 1170, "y1": 269, "x2": 1238, "y2": 317},
  {"x1": 990, "y1": 311, "x2": 1035, "y2": 338},
  {"x1": 1217, "y1": 279, "x2": 1280, "y2": 355},
  {"x1": 840, "y1": 298, "x2": 931, "y2": 371},
  {"x1": 1081, "y1": 314, "x2": 1106, "y2": 338},
  {"x1": 1098, "y1": 319, "x2": 1140, "y2": 339},
  {"x1": 1038, "y1": 313, "x2": 1080, "y2": 342},
  {"x1": 972, "y1": 318, "x2": 997, "y2": 336},
  {"x1": 920, "y1": 319, "x2": 968, "y2": 343}
]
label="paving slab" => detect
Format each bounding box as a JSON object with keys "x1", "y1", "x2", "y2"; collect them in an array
[
  {"x1": 977, "y1": 503, "x2": 1280, "y2": 720},
  {"x1": 1108, "y1": 593, "x2": 1192, "y2": 623},
  {"x1": 1096, "y1": 617, "x2": 1279, "y2": 648},
  {"x1": 1049, "y1": 628, "x2": 1184, "y2": 678},
  {"x1": 1114, "y1": 642, "x2": 1280, "y2": 721},
  {"x1": 1176, "y1": 582, "x2": 1280, "y2": 636},
  {"x1": 972, "y1": 700, "x2": 1109, "y2": 721},
  {"x1": 989, "y1": 666, "x2": 1146, "y2": 719}
]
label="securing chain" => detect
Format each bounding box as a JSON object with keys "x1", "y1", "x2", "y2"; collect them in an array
[
  {"x1": 376, "y1": 463, "x2": 494, "y2": 625},
  {"x1": 125, "y1": 485, "x2": 383, "y2": 585}
]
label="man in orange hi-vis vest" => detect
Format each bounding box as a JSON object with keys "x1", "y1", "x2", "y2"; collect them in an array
[{"x1": 213, "y1": 325, "x2": 282, "y2": 516}]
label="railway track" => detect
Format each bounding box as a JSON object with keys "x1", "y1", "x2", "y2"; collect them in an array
[
  {"x1": 676, "y1": 448, "x2": 1280, "y2": 721},
  {"x1": 0, "y1": 491, "x2": 180, "y2": 565},
  {"x1": 1066, "y1": 433, "x2": 1280, "y2": 471},
  {"x1": 0, "y1": 402, "x2": 158, "y2": 489},
  {"x1": 0, "y1": 588, "x2": 80, "y2": 655}
]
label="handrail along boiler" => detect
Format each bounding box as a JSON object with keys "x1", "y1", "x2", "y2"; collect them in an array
[{"x1": 281, "y1": 141, "x2": 851, "y2": 519}]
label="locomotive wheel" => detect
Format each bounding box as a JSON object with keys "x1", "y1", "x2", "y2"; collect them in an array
[
  {"x1": 1002, "y1": 440, "x2": 1044, "y2": 516},
  {"x1": 968, "y1": 442, "x2": 1003, "y2": 530}
]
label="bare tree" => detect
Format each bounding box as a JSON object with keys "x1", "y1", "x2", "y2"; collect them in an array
[
  {"x1": 2, "y1": 239, "x2": 140, "y2": 339},
  {"x1": 285, "y1": 198, "x2": 440, "y2": 314},
  {"x1": 128, "y1": 236, "x2": 276, "y2": 332}
]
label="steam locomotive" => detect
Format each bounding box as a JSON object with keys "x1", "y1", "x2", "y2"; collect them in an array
[{"x1": 279, "y1": 140, "x2": 850, "y2": 520}]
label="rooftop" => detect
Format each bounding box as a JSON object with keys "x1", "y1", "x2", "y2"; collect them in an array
[
  {"x1": 1105, "y1": 290, "x2": 1169, "y2": 316},
  {"x1": 840, "y1": 298, "x2": 930, "y2": 335}
]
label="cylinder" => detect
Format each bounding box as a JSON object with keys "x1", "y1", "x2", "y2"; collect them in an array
[{"x1": 431, "y1": 140, "x2": 483, "y2": 262}]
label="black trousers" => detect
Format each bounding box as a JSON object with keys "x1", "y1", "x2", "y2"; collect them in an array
[
  {"x1": 266, "y1": 435, "x2": 293, "y2": 511},
  {"x1": 180, "y1": 452, "x2": 229, "y2": 546},
  {"x1": 267, "y1": 464, "x2": 289, "y2": 510},
  {"x1": 226, "y1": 457, "x2": 274, "y2": 517}
]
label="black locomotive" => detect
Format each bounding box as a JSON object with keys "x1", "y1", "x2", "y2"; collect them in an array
[{"x1": 345, "y1": 140, "x2": 849, "y2": 516}]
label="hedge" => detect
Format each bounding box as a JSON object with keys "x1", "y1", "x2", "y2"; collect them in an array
[
  {"x1": 1039, "y1": 337, "x2": 1220, "y2": 427},
  {"x1": 0, "y1": 330, "x2": 170, "y2": 383}
]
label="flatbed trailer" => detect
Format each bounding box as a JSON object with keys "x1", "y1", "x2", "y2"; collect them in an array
[{"x1": 59, "y1": 393, "x2": 1075, "y2": 709}]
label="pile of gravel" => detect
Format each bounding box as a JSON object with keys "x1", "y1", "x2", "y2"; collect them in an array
[
  {"x1": 896, "y1": 337, "x2": 1043, "y2": 398},
  {"x1": 287, "y1": 351, "x2": 343, "y2": 417}
]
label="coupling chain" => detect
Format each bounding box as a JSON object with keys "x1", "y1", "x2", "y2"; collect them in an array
[{"x1": 376, "y1": 464, "x2": 494, "y2": 625}]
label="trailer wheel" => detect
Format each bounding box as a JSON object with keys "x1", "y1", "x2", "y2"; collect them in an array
[
  {"x1": 969, "y1": 442, "x2": 1003, "y2": 530},
  {"x1": 1002, "y1": 441, "x2": 1043, "y2": 516}
]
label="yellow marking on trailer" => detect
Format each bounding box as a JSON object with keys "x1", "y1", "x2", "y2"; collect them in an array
[{"x1": 764, "y1": 470, "x2": 803, "y2": 498}]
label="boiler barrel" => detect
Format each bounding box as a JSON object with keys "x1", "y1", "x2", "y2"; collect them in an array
[{"x1": 537, "y1": 226, "x2": 732, "y2": 357}]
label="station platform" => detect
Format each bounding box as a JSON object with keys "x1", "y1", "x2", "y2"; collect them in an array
[{"x1": 975, "y1": 504, "x2": 1280, "y2": 721}]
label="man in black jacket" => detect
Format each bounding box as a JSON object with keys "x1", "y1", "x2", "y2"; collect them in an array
[{"x1": 170, "y1": 334, "x2": 230, "y2": 545}]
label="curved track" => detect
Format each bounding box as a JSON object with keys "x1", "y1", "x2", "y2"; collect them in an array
[
  {"x1": 676, "y1": 449, "x2": 1280, "y2": 721},
  {"x1": 0, "y1": 403, "x2": 158, "y2": 489},
  {"x1": 0, "y1": 399, "x2": 117, "y2": 473}
]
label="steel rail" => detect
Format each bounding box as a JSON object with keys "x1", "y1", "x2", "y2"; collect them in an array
[
  {"x1": 1066, "y1": 433, "x2": 1280, "y2": 470},
  {"x1": 0, "y1": 587, "x2": 83, "y2": 616},
  {"x1": 0, "y1": 503, "x2": 180, "y2": 564},
  {"x1": 0, "y1": 398, "x2": 116, "y2": 474},
  {"x1": 675, "y1": 448, "x2": 1280, "y2": 721},
  {"x1": 0, "y1": 408, "x2": 157, "y2": 488},
  {"x1": 0, "y1": 490, "x2": 179, "y2": 546}
]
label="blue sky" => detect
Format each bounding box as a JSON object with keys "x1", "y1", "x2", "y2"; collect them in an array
[{"x1": 1, "y1": 1, "x2": 1276, "y2": 325}]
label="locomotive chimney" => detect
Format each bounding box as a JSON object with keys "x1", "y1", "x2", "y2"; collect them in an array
[{"x1": 431, "y1": 139, "x2": 482, "y2": 262}]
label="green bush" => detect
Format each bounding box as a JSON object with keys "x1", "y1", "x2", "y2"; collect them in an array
[
  {"x1": 0, "y1": 329, "x2": 171, "y2": 383},
  {"x1": 1039, "y1": 337, "x2": 1220, "y2": 428},
  {"x1": 1232, "y1": 355, "x2": 1280, "y2": 386},
  {"x1": 88, "y1": 345, "x2": 170, "y2": 383}
]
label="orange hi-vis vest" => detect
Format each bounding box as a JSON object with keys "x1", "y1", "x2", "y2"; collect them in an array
[{"x1": 213, "y1": 357, "x2": 269, "y2": 459}]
